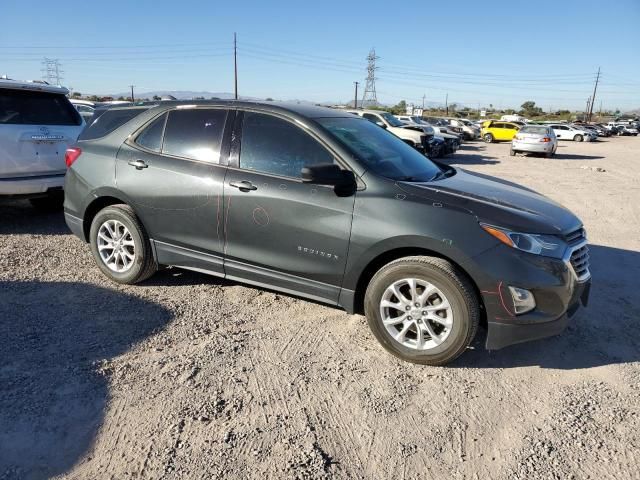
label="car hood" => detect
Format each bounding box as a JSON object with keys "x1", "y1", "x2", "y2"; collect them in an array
[{"x1": 397, "y1": 168, "x2": 581, "y2": 234}]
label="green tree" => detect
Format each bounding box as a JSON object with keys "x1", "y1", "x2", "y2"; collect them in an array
[
  {"x1": 152, "y1": 95, "x2": 161, "y2": 101},
  {"x1": 71, "y1": 91, "x2": 81, "y2": 97},
  {"x1": 520, "y1": 101, "x2": 543, "y2": 117}
]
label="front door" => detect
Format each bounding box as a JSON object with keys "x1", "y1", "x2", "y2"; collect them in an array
[
  {"x1": 223, "y1": 111, "x2": 355, "y2": 303},
  {"x1": 116, "y1": 107, "x2": 231, "y2": 275}
]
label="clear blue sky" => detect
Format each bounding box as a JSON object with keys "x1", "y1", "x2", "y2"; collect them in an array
[{"x1": 2, "y1": 0, "x2": 639, "y2": 111}]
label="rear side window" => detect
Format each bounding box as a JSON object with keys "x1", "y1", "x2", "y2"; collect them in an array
[
  {"x1": 79, "y1": 107, "x2": 147, "y2": 140},
  {"x1": 162, "y1": 109, "x2": 227, "y2": 163},
  {"x1": 135, "y1": 113, "x2": 167, "y2": 152},
  {"x1": 0, "y1": 89, "x2": 81, "y2": 126}
]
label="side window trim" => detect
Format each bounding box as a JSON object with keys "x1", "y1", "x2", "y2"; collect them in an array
[{"x1": 130, "y1": 111, "x2": 168, "y2": 153}]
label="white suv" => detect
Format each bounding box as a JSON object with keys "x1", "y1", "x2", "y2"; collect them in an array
[{"x1": 0, "y1": 79, "x2": 84, "y2": 209}]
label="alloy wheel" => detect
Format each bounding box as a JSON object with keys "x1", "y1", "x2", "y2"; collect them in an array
[
  {"x1": 379, "y1": 278, "x2": 454, "y2": 350},
  {"x1": 97, "y1": 219, "x2": 136, "y2": 273}
]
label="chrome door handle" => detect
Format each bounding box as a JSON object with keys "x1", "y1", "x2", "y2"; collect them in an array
[
  {"x1": 128, "y1": 159, "x2": 148, "y2": 170},
  {"x1": 229, "y1": 180, "x2": 257, "y2": 191}
]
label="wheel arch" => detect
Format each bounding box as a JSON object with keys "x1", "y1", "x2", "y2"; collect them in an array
[
  {"x1": 349, "y1": 246, "x2": 485, "y2": 323},
  {"x1": 82, "y1": 195, "x2": 133, "y2": 242}
]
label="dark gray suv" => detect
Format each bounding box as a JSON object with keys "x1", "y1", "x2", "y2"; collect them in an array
[{"x1": 64, "y1": 101, "x2": 591, "y2": 365}]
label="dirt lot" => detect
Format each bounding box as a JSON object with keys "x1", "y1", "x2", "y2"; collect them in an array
[{"x1": 1, "y1": 136, "x2": 639, "y2": 480}]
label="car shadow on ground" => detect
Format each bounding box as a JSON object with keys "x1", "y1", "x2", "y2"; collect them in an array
[
  {"x1": 438, "y1": 145, "x2": 500, "y2": 165},
  {"x1": 453, "y1": 244, "x2": 640, "y2": 370},
  {"x1": 0, "y1": 281, "x2": 173, "y2": 479},
  {"x1": 553, "y1": 152, "x2": 605, "y2": 160},
  {"x1": 0, "y1": 200, "x2": 69, "y2": 235}
]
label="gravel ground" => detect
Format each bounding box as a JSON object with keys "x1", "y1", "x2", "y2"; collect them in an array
[{"x1": 1, "y1": 136, "x2": 639, "y2": 480}]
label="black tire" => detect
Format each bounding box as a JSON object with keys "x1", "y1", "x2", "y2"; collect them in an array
[
  {"x1": 29, "y1": 191, "x2": 64, "y2": 211},
  {"x1": 483, "y1": 133, "x2": 494, "y2": 143},
  {"x1": 364, "y1": 256, "x2": 479, "y2": 366},
  {"x1": 89, "y1": 204, "x2": 157, "y2": 284},
  {"x1": 545, "y1": 151, "x2": 554, "y2": 158},
  {"x1": 573, "y1": 134, "x2": 583, "y2": 142},
  {"x1": 510, "y1": 148, "x2": 516, "y2": 156}
]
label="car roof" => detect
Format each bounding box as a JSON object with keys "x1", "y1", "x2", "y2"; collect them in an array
[
  {"x1": 124, "y1": 99, "x2": 357, "y2": 119},
  {"x1": 0, "y1": 78, "x2": 69, "y2": 95}
]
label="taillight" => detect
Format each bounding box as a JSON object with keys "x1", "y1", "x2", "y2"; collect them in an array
[
  {"x1": 540, "y1": 137, "x2": 551, "y2": 143},
  {"x1": 65, "y1": 147, "x2": 82, "y2": 168}
]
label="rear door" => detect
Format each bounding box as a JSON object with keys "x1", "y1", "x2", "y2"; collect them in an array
[
  {"x1": 116, "y1": 107, "x2": 231, "y2": 275},
  {"x1": 222, "y1": 111, "x2": 355, "y2": 303},
  {"x1": 0, "y1": 88, "x2": 83, "y2": 178}
]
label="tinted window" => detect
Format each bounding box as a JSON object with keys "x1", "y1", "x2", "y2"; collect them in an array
[
  {"x1": 363, "y1": 113, "x2": 382, "y2": 124},
  {"x1": 520, "y1": 126, "x2": 549, "y2": 135},
  {"x1": 318, "y1": 116, "x2": 441, "y2": 182},
  {"x1": 135, "y1": 113, "x2": 166, "y2": 152},
  {"x1": 239, "y1": 112, "x2": 333, "y2": 178},
  {"x1": 0, "y1": 89, "x2": 81, "y2": 125},
  {"x1": 162, "y1": 109, "x2": 227, "y2": 163},
  {"x1": 79, "y1": 107, "x2": 148, "y2": 140}
]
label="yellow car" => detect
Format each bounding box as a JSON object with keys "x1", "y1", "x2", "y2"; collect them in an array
[{"x1": 481, "y1": 121, "x2": 520, "y2": 143}]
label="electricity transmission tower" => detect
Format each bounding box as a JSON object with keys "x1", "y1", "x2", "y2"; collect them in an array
[
  {"x1": 41, "y1": 58, "x2": 63, "y2": 85},
  {"x1": 361, "y1": 48, "x2": 379, "y2": 107}
]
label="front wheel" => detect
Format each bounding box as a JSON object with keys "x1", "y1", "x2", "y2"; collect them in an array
[
  {"x1": 483, "y1": 133, "x2": 494, "y2": 143},
  {"x1": 364, "y1": 256, "x2": 479, "y2": 366},
  {"x1": 574, "y1": 134, "x2": 583, "y2": 142},
  {"x1": 510, "y1": 148, "x2": 516, "y2": 156},
  {"x1": 89, "y1": 204, "x2": 157, "y2": 284}
]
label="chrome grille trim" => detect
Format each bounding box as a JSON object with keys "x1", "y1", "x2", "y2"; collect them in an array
[{"x1": 563, "y1": 239, "x2": 591, "y2": 282}]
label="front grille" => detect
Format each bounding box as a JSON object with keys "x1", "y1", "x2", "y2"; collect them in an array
[
  {"x1": 565, "y1": 227, "x2": 586, "y2": 245},
  {"x1": 570, "y1": 245, "x2": 590, "y2": 281}
]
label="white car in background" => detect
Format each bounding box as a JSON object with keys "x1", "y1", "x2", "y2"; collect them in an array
[
  {"x1": 549, "y1": 124, "x2": 597, "y2": 142},
  {"x1": 0, "y1": 78, "x2": 84, "y2": 209},
  {"x1": 511, "y1": 124, "x2": 557, "y2": 157}
]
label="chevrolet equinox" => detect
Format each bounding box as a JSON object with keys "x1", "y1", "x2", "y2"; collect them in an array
[{"x1": 64, "y1": 101, "x2": 591, "y2": 365}]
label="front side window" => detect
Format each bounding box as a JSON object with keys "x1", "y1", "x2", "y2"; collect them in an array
[
  {"x1": 162, "y1": 108, "x2": 227, "y2": 163},
  {"x1": 239, "y1": 112, "x2": 334, "y2": 178},
  {"x1": 318, "y1": 116, "x2": 442, "y2": 182}
]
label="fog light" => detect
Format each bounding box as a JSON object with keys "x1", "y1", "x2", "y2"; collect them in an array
[{"x1": 508, "y1": 286, "x2": 536, "y2": 314}]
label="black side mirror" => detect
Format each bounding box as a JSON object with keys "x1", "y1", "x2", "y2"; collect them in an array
[
  {"x1": 301, "y1": 164, "x2": 356, "y2": 195},
  {"x1": 376, "y1": 121, "x2": 387, "y2": 129}
]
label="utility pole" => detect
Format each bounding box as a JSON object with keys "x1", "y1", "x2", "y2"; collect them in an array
[
  {"x1": 585, "y1": 96, "x2": 591, "y2": 121},
  {"x1": 445, "y1": 93, "x2": 448, "y2": 115},
  {"x1": 129, "y1": 85, "x2": 135, "y2": 102},
  {"x1": 353, "y1": 81, "x2": 359, "y2": 108},
  {"x1": 422, "y1": 94, "x2": 426, "y2": 110},
  {"x1": 587, "y1": 67, "x2": 600, "y2": 122},
  {"x1": 41, "y1": 58, "x2": 63, "y2": 85},
  {"x1": 234, "y1": 32, "x2": 238, "y2": 100}
]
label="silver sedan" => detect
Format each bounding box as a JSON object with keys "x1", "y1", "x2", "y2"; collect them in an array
[{"x1": 511, "y1": 125, "x2": 558, "y2": 158}]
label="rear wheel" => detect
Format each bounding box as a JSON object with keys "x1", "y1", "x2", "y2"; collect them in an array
[
  {"x1": 29, "y1": 191, "x2": 64, "y2": 211},
  {"x1": 574, "y1": 134, "x2": 583, "y2": 142},
  {"x1": 545, "y1": 150, "x2": 554, "y2": 158},
  {"x1": 89, "y1": 204, "x2": 157, "y2": 284},
  {"x1": 364, "y1": 256, "x2": 479, "y2": 366},
  {"x1": 483, "y1": 133, "x2": 494, "y2": 143},
  {"x1": 510, "y1": 148, "x2": 516, "y2": 156}
]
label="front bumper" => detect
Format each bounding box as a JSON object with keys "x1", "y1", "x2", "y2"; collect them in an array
[
  {"x1": 468, "y1": 243, "x2": 591, "y2": 350},
  {"x1": 0, "y1": 173, "x2": 65, "y2": 196}
]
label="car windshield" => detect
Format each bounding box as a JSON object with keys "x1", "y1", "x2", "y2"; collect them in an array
[
  {"x1": 411, "y1": 116, "x2": 430, "y2": 125},
  {"x1": 378, "y1": 112, "x2": 404, "y2": 127},
  {"x1": 520, "y1": 126, "x2": 549, "y2": 135},
  {"x1": 318, "y1": 116, "x2": 442, "y2": 182}
]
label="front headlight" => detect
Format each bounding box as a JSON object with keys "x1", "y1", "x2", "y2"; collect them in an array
[{"x1": 480, "y1": 223, "x2": 566, "y2": 258}]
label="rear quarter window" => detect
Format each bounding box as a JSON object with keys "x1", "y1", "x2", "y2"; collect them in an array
[
  {"x1": 79, "y1": 107, "x2": 148, "y2": 141},
  {"x1": 0, "y1": 89, "x2": 81, "y2": 126}
]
